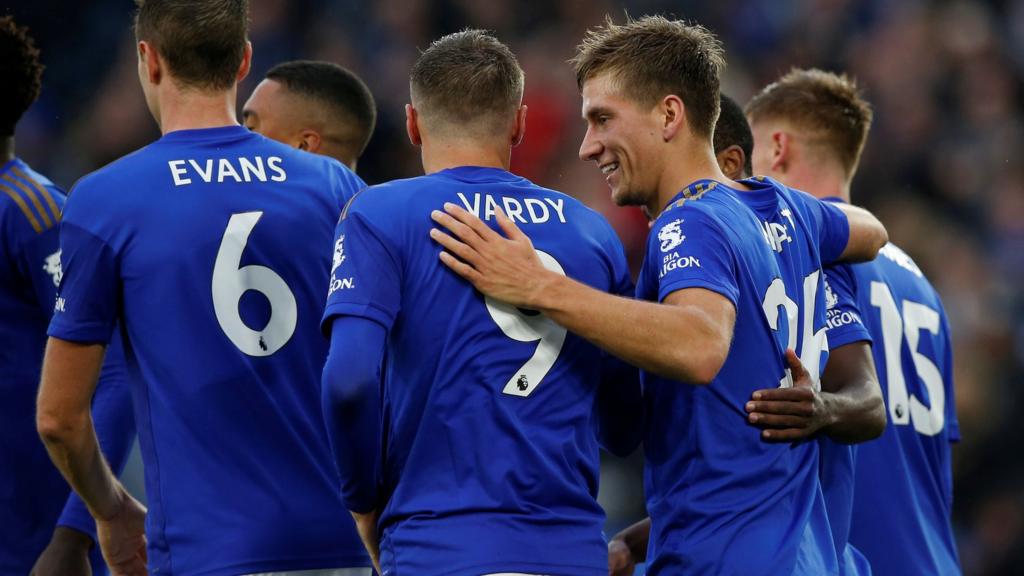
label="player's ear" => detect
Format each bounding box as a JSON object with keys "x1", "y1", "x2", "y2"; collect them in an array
[
  {"x1": 297, "y1": 130, "x2": 321, "y2": 153},
  {"x1": 405, "y1": 104, "x2": 423, "y2": 147},
  {"x1": 236, "y1": 41, "x2": 253, "y2": 83},
  {"x1": 771, "y1": 131, "x2": 789, "y2": 173},
  {"x1": 716, "y1": 145, "x2": 745, "y2": 181},
  {"x1": 661, "y1": 95, "x2": 685, "y2": 142},
  {"x1": 511, "y1": 105, "x2": 527, "y2": 148},
  {"x1": 139, "y1": 41, "x2": 162, "y2": 85}
]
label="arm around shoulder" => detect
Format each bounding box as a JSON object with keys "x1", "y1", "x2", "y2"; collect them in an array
[{"x1": 837, "y1": 203, "x2": 888, "y2": 263}]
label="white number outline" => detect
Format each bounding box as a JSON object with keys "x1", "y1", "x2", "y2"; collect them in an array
[
  {"x1": 761, "y1": 270, "x2": 828, "y2": 389},
  {"x1": 212, "y1": 211, "x2": 298, "y2": 357},
  {"x1": 485, "y1": 250, "x2": 567, "y2": 398},
  {"x1": 869, "y1": 281, "x2": 945, "y2": 436}
]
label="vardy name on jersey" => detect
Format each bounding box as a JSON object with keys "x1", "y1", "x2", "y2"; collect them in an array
[{"x1": 322, "y1": 166, "x2": 633, "y2": 576}]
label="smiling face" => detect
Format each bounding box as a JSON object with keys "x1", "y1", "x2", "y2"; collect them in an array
[{"x1": 578, "y1": 72, "x2": 665, "y2": 210}]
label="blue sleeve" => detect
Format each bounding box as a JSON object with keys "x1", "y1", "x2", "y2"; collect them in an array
[
  {"x1": 46, "y1": 215, "x2": 120, "y2": 344},
  {"x1": 56, "y1": 331, "x2": 136, "y2": 541},
  {"x1": 322, "y1": 315, "x2": 385, "y2": 513},
  {"x1": 650, "y1": 208, "x2": 738, "y2": 307},
  {"x1": 3, "y1": 199, "x2": 63, "y2": 316},
  {"x1": 811, "y1": 194, "x2": 851, "y2": 265},
  {"x1": 321, "y1": 199, "x2": 401, "y2": 332},
  {"x1": 823, "y1": 264, "x2": 872, "y2": 349}
]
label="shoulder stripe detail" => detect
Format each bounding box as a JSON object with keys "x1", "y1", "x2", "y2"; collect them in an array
[
  {"x1": 340, "y1": 186, "x2": 368, "y2": 222},
  {"x1": 672, "y1": 181, "x2": 716, "y2": 210},
  {"x1": 0, "y1": 181, "x2": 43, "y2": 233},
  {"x1": 1, "y1": 172, "x2": 53, "y2": 229},
  {"x1": 11, "y1": 166, "x2": 61, "y2": 223}
]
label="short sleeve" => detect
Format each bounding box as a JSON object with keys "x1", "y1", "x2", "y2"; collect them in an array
[
  {"x1": 321, "y1": 200, "x2": 401, "y2": 332},
  {"x1": 649, "y1": 208, "x2": 738, "y2": 307},
  {"x1": 823, "y1": 264, "x2": 872, "y2": 349},
  {"x1": 46, "y1": 216, "x2": 120, "y2": 344},
  {"x1": 809, "y1": 195, "x2": 850, "y2": 265},
  {"x1": 2, "y1": 203, "x2": 63, "y2": 316}
]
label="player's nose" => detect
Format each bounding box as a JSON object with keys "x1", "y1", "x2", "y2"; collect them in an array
[{"x1": 578, "y1": 126, "x2": 602, "y2": 162}]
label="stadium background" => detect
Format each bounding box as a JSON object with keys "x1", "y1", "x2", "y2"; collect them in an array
[{"x1": 5, "y1": 0, "x2": 1022, "y2": 573}]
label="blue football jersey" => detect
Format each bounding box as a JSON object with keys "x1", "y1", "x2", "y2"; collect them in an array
[
  {"x1": 819, "y1": 262, "x2": 874, "y2": 576},
  {"x1": 0, "y1": 158, "x2": 133, "y2": 576},
  {"x1": 321, "y1": 166, "x2": 633, "y2": 576},
  {"x1": 835, "y1": 241, "x2": 961, "y2": 576},
  {"x1": 48, "y1": 126, "x2": 370, "y2": 575},
  {"x1": 638, "y1": 177, "x2": 849, "y2": 575}
]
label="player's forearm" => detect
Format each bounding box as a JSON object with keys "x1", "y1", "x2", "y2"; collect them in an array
[
  {"x1": 819, "y1": 390, "x2": 885, "y2": 443},
  {"x1": 820, "y1": 342, "x2": 886, "y2": 443},
  {"x1": 37, "y1": 339, "x2": 124, "y2": 520},
  {"x1": 323, "y1": 317, "x2": 385, "y2": 513},
  {"x1": 58, "y1": 354, "x2": 137, "y2": 541},
  {"x1": 535, "y1": 275, "x2": 729, "y2": 384},
  {"x1": 836, "y1": 204, "x2": 887, "y2": 263},
  {"x1": 38, "y1": 411, "x2": 124, "y2": 520}
]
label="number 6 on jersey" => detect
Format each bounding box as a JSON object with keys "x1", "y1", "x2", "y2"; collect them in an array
[
  {"x1": 486, "y1": 250, "x2": 567, "y2": 397},
  {"x1": 212, "y1": 211, "x2": 298, "y2": 356}
]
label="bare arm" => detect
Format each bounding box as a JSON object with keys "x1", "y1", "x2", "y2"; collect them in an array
[
  {"x1": 351, "y1": 510, "x2": 382, "y2": 575},
  {"x1": 745, "y1": 341, "x2": 886, "y2": 443},
  {"x1": 608, "y1": 517, "x2": 651, "y2": 575},
  {"x1": 539, "y1": 278, "x2": 734, "y2": 385},
  {"x1": 836, "y1": 203, "x2": 888, "y2": 263},
  {"x1": 36, "y1": 338, "x2": 146, "y2": 576},
  {"x1": 36, "y1": 339, "x2": 121, "y2": 519},
  {"x1": 819, "y1": 341, "x2": 886, "y2": 443},
  {"x1": 429, "y1": 204, "x2": 734, "y2": 385}
]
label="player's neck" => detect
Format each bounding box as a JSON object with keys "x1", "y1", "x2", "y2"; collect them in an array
[
  {"x1": 781, "y1": 167, "x2": 851, "y2": 203},
  {"x1": 0, "y1": 137, "x2": 13, "y2": 163},
  {"x1": 650, "y1": 145, "x2": 736, "y2": 217},
  {"x1": 420, "y1": 141, "x2": 510, "y2": 175},
  {"x1": 156, "y1": 86, "x2": 240, "y2": 135}
]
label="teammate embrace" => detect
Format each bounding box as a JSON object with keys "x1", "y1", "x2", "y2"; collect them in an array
[{"x1": 3, "y1": 2, "x2": 958, "y2": 576}]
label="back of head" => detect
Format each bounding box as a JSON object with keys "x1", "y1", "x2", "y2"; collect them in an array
[
  {"x1": 746, "y1": 68, "x2": 873, "y2": 179},
  {"x1": 571, "y1": 15, "x2": 725, "y2": 138},
  {"x1": 714, "y1": 94, "x2": 754, "y2": 177},
  {"x1": 134, "y1": 0, "x2": 248, "y2": 90},
  {"x1": 410, "y1": 29, "x2": 523, "y2": 139},
  {"x1": 266, "y1": 60, "x2": 377, "y2": 159},
  {"x1": 0, "y1": 16, "x2": 43, "y2": 137}
]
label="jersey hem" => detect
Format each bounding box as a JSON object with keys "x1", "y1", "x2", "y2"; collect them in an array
[
  {"x1": 171, "y1": 553, "x2": 372, "y2": 576},
  {"x1": 393, "y1": 560, "x2": 604, "y2": 576}
]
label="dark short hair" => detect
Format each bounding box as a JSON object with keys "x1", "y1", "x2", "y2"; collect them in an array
[
  {"x1": 571, "y1": 15, "x2": 725, "y2": 138},
  {"x1": 714, "y1": 94, "x2": 753, "y2": 177},
  {"x1": 134, "y1": 0, "x2": 248, "y2": 91},
  {"x1": 266, "y1": 60, "x2": 377, "y2": 155},
  {"x1": 0, "y1": 16, "x2": 43, "y2": 136},
  {"x1": 746, "y1": 68, "x2": 873, "y2": 177},
  {"x1": 410, "y1": 29, "x2": 524, "y2": 136}
]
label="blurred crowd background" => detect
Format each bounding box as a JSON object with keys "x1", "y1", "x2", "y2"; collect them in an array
[{"x1": 5, "y1": 0, "x2": 1022, "y2": 573}]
